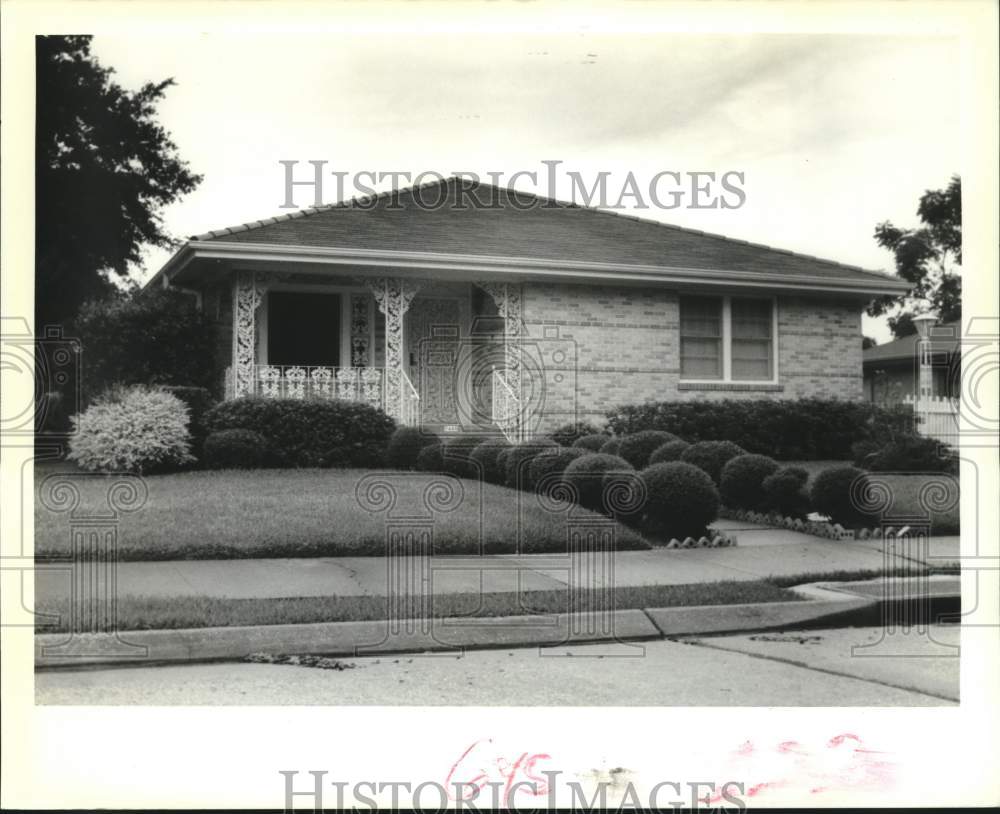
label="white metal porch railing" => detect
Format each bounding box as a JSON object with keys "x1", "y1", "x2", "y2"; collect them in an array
[
  {"x1": 223, "y1": 365, "x2": 420, "y2": 427},
  {"x1": 903, "y1": 394, "x2": 960, "y2": 448},
  {"x1": 492, "y1": 367, "x2": 523, "y2": 443}
]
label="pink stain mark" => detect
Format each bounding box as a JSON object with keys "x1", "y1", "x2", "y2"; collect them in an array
[
  {"x1": 445, "y1": 739, "x2": 552, "y2": 805},
  {"x1": 706, "y1": 732, "x2": 896, "y2": 803}
]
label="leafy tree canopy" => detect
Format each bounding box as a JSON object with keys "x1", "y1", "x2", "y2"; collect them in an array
[
  {"x1": 36, "y1": 35, "x2": 201, "y2": 330},
  {"x1": 868, "y1": 175, "x2": 961, "y2": 338}
]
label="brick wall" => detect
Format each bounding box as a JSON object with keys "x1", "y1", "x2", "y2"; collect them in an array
[{"x1": 520, "y1": 282, "x2": 864, "y2": 434}]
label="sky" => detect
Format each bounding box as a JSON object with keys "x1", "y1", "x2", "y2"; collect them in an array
[{"x1": 91, "y1": 31, "x2": 961, "y2": 342}]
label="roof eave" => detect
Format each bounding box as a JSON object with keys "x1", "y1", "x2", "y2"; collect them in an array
[{"x1": 159, "y1": 241, "x2": 911, "y2": 298}]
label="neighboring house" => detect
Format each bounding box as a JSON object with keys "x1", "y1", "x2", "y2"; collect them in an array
[
  {"x1": 863, "y1": 321, "x2": 961, "y2": 405},
  {"x1": 149, "y1": 178, "x2": 908, "y2": 439}
]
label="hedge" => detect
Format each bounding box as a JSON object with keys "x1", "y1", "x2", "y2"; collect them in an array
[
  {"x1": 203, "y1": 397, "x2": 395, "y2": 468},
  {"x1": 810, "y1": 465, "x2": 873, "y2": 528},
  {"x1": 606, "y1": 398, "x2": 914, "y2": 460}
]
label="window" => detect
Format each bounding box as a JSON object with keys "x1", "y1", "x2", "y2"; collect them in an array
[
  {"x1": 680, "y1": 296, "x2": 723, "y2": 379},
  {"x1": 680, "y1": 295, "x2": 775, "y2": 382}
]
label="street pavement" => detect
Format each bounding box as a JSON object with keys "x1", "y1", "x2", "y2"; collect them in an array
[{"x1": 35, "y1": 625, "x2": 957, "y2": 706}]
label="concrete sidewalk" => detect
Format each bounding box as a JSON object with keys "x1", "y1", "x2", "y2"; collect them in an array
[{"x1": 35, "y1": 523, "x2": 958, "y2": 603}]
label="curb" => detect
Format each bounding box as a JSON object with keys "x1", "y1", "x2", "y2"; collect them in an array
[
  {"x1": 33, "y1": 578, "x2": 921, "y2": 669},
  {"x1": 35, "y1": 609, "x2": 662, "y2": 669}
]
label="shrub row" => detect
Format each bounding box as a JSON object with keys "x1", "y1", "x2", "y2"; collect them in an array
[{"x1": 605, "y1": 398, "x2": 914, "y2": 460}]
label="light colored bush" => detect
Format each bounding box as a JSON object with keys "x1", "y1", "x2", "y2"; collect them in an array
[{"x1": 68, "y1": 385, "x2": 194, "y2": 474}]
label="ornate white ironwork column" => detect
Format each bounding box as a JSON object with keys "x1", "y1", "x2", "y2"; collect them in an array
[
  {"x1": 367, "y1": 277, "x2": 420, "y2": 420},
  {"x1": 232, "y1": 271, "x2": 266, "y2": 397},
  {"x1": 476, "y1": 281, "x2": 523, "y2": 398}
]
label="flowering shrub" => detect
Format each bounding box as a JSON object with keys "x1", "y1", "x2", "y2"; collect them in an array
[{"x1": 68, "y1": 385, "x2": 194, "y2": 474}]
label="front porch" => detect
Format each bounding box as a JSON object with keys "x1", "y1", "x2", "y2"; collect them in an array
[{"x1": 219, "y1": 270, "x2": 528, "y2": 439}]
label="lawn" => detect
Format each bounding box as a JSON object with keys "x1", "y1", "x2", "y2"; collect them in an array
[
  {"x1": 34, "y1": 466, "x2": 652, "y2": 560},
  {"x1": 34, "y1": 579, "x2": 798, "y2": 632},
  {"x1": 783, "y1": 460, "x2": 960, "y2": 535}
]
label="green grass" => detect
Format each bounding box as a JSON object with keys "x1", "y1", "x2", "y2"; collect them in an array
[
  {"x1": 782, "y1": 460, "x2": 960, "y2": 535},
  {"x1": 34, "y1": 466, "x2": 651, "y2": 560},
  {"x1": 34, "y1": 580, "x2": 799, "y2": 632}
]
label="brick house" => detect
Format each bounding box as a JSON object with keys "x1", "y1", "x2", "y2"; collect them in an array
[{"x1": 149, "y1": 178, "x2": 907, "y2": 439}]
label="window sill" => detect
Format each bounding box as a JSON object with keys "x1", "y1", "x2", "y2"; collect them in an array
[{"x1": 678, "y1": 381, "x2": 784, "y2": 392}]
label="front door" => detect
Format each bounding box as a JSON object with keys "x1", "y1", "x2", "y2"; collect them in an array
[
  {"x1": 407, "y1": 297, "x2": 461, "y2": 426},
  {"x1": 267, "y1": 291, "x2": 341, "y2": 366}
]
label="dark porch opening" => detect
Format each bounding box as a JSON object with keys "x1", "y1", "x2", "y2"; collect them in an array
[{"x1": 267, "y1": 291, "x2": 341, "y2": 366}]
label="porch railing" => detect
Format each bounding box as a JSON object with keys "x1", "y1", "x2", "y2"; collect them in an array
[
  {"x1": 223, "y1": 365, "x2": 420, "y2": 427},
  {"x1": 903, "y1": 394, "x2": 960, "y2": 448},
  {"x1": 492, "y1": 367, "x2": 523, "y2": 443}
]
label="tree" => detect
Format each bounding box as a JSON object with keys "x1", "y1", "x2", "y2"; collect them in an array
[
  {"x1": 35, "y1": 36, "x2": 201, "y2": 331},
  {"x1": 73, "y1": 288, "x2": 218, "y2": 403},
  {"x1": 862, "y1": 336, "x2": 878, "y2": 350},
  {"x1": 868, "y1": 175, "x2": 961, "y2": 338}
]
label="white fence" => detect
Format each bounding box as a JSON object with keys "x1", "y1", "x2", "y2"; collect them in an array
[{"x1": 903, "y1": 394, "x2": 960, "y2": 448}]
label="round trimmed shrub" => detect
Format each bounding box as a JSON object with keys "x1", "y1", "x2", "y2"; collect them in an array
[
  {"x1": 810, "y1": 465, "x2": 873, "y2": 528},
  {"x1": 548, "y1": 421, "x2": 603, "y2": 447},
  {"x1": 68, "y1": 385, "x2": 194, "y2": 474},
  {"x1": 563, "y1": 453, "x2": 633, "y2": 511},
  {"x1": 202, "y1": 429, "x2": 267, "y2": 469},
  {"x1": 598, "y1": 437, "x2": 623, "y2": 456},
  {"x1": 573, "y1": 433, "x2": 610, "y2": 452},
  {"x1": 762, "y1": 466, "x2": 811, "y2": 518},
  {"x1": 203, "y1": 397, "x2": 395, "y2": 469},
  {"x1": 470, "y1": 438, "x2": 512, "y2": 484},
  {"x1": 503, "y1": 438, "x2": 560, "y2": 489},
  {"x1": 720, "y1": 454, "x2": 780, "y2": 510},
  {"x1": 528, "y1": 446, "x2": 588, "y2": 494},
  {"x1": 680, "y1": 440, "x2": 746, "y2": 484},
  {"x1": 415, "y1": 443, "x2": 445, "y2": 472},
  {"x1": 648, "y1": 439, "x2": 690, "y2": 465},
  {"x1": 618, "y1": 431, "x2": 681, "y2": 469},
  {"x1": 441, "y1": 434, "x2": 491, "y2": 479},
  {"x1": 386, "y1": 426, "x2": 439, "y2": 470},
  {"x1": 601, "y1": 467, "x2": 647, "y2": 526},
  {"x1": 641, "y1": 461, "x2": 720, "y2": 539}
]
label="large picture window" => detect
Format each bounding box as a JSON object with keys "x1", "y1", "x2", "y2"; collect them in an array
[{"x1": 680, "y1": 295, "x2": 776, "y2": 382}]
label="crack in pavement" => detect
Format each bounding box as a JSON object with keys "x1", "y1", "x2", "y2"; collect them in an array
[{"x1": 681, "y1": 636, "x2": 959, "y2": 704}]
